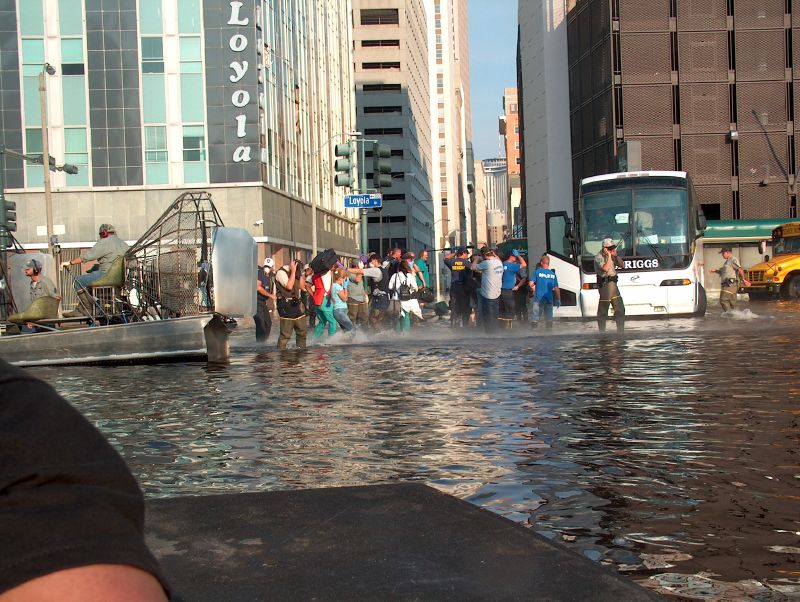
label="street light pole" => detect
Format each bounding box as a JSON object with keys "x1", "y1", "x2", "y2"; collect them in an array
[{"x1": 39, "y1": 64, "x2": 56, "y2": 264}]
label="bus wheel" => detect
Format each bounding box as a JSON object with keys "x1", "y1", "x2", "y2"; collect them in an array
[
  {"x1": 695, "y1": 284, "x2": 707, "y2": 316},
  {"x1": 781, "y1": 274, "x2": 800, "y2": 299}
]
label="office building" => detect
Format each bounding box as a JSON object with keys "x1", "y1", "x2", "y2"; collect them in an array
[
  {"x1": 352, "y1": 0, "x2": 434, "y2": 255},
  {"x1": 472, "y1": 158, "x2": 488, "y2": 246},
  {"x1": 1, "y1": 0, "x2": 359, "y2": 263},
  {"x1": 517, "y1": 0, "x2": 573, "y2": 250},
  {"x1": 567, "y1": 0, "x2": 800, "y2": 221},
  {"x1": 499, "y1": 87, "x2": 523, "y2": 237},
  {"x1": 432, "y1": 0, "x2": 473, "y2": 249}
]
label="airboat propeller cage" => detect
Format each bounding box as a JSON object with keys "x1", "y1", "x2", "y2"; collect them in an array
[
  {"x1": 211, "y1": 226, "x2": 257, "y2": 317},
  {"x1": 125, "y1": 191, "x2": 256, "y2": 320}
]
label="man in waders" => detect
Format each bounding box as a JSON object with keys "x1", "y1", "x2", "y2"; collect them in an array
[
  {"x1": 711, "y1": 247, "x2": 750, "y2": 312},
  {"x1": 275, "y1": 260, "x2": 308, "y2": 350},
  {"x1": 595, "y1": 238, "x2": 625, "y2": 332}
]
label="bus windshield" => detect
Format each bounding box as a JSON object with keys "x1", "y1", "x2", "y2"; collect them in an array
[
  {"x1": 582, "y1": 187, "x2": 689, "y2": 261},
  {"x1": 772, "y1": 236, "x2": 800, "y2": 255}
]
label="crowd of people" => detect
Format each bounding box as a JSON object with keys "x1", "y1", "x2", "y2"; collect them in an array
[{"x1": 254, "y1": 246, "x2": 563, "y2": 349}]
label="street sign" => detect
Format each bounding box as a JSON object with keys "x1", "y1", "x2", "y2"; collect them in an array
[{"x1": 344, "y1": 193, "x2": 382, "y2": 209}]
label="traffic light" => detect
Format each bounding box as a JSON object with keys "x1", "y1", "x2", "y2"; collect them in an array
[
  {"x1": 372, "y1": 143, "x2": 392, "y2": 189},
  {"x1": 0, "y1": 199, "x2": 16, "y2": 233},
  {"x1": 333, "y1": 142, "x2": 353, "y2": 187}
]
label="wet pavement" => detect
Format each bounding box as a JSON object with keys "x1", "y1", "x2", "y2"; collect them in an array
[{"x1": 34, "y1": 301, "x2": 800, "y2": 600}]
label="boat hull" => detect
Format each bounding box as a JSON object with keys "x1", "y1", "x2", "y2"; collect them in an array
[{"x1": 0, "y1": 314, "x2": 230, "y2": 367}]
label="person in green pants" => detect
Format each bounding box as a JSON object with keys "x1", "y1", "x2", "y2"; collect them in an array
[{"x1": 311, "y1": 269, "x2": 337, "y2": 339}]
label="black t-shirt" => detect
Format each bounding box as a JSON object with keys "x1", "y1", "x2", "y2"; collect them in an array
[
  {"x1": 257, "y1": 269, "x2": 274, "y2": 302},
  {"x1": 0, "y1": 359, "x2": 169, "y2": 596}
]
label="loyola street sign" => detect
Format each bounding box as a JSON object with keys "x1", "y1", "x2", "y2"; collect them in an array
[{"x1": 344, "y1": 193, "x2": 383, "y2": 209}]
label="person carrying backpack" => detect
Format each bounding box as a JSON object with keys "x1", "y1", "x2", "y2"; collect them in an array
[{"x1": 388, "y1": 255, "x2": 422, "y2": 333}]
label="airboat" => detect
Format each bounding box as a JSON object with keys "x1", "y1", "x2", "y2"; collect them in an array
[{"x1": 0, "y1": 191, "x2": 256, "y2": 366}]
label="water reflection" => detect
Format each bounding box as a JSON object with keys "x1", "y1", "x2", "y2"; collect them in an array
[{"x1": 37, "y1": 303, "x2": 800, "y2": 600}]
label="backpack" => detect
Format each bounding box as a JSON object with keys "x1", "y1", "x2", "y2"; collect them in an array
[
  {"x1": 393, "y1": 273, "x2": 415, "y2": 301},
  {"x1": 310, "y1": 248, "x2": 338, "y2": 274}
]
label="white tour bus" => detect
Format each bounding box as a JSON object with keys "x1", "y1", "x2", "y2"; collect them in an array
[{"x1": 545, "y1": 171, "x2": 708, "y2": 318}]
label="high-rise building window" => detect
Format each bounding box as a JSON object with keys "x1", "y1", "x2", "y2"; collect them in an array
[
  {"x1": 141, "y1": 37, "x2": 164, "y2": 73},
  {"x1": 180, "y1": 36, "x2": 204, "y2": 122},
  {"x1": 139, "y1": 0, "x2": 164, "y2": 34},
  {"x1": 178, "y1": 0, "x2": 202, "y2": 33},
  {"x1": 61, "y1": 38, "x2": 85, "y2": 75},
  {"x1": 59, "y1": 0, "x2": 83, "y2": 35},
  {"x1": 361, "y1": 39, "x2": 400, "y2": 47},
  {"x1": 364, "y1": 106, "x2": 402, "y2": 114},
  {"x1": 145, "y1": 125, "x2": 169, "y2": 184},
  {"x1": 64, "y1": 128, "x2": 89, "y2": 186},
  {"x1": 24, "y1": 128, "x2": 43, "y2": 187},
  {"x1": 363, "y1": 83, "x2": 401, "y2": 92},
  {"x1": 514, "y1": 126, "x2": 519, "y2": 133},
  {"x1": 19, "y1": 0, "x2": 43, "y2": 35},
  {"x1": 360, "y1": 9, "x2": 399, "y2": 25},
  {"x1": 362, "y1": 62, "x2": 400, "y2": 70},
  {"x1": 182, "y1": 125, "x2": 207, "y2": 183}
]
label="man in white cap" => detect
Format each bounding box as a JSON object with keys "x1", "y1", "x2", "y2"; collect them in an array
[
  {"x1": 595, "y1": 238, "x2": 625, "y2": 332},
  {"x1": 254, "y1": 257, "x2": 276, "y2": 342}
]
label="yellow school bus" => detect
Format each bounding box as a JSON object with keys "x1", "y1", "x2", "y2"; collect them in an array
[{"x1": 744, "y1": 222, "x2": 800, "y2": 299}]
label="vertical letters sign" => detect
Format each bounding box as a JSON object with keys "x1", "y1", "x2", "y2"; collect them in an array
[{"x1": 229, "y1": 1, "x2": 251, "y2": 163}]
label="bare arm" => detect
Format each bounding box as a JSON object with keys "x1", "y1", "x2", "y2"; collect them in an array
[{"x1": 0, "y1": 564, "x2": 168, "y2": 602}]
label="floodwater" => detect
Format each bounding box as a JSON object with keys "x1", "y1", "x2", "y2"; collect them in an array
[{"x1": 35, "y1": 301, "x2": 800, "y2": 600}]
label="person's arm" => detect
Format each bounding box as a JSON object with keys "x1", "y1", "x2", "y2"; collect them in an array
[
  {"x1": 600, "y1": 251, "x2": 613, "y2": 274},
  {"x1": 735, "y1": 259, "x2": 750, "y2": 286},
  {"x1": 256, "y1": 279, "x2": 269, "y2": 297},
  {"x1": 1, "y1": 564, "x2": 168, "y2": 602},
  {"x1": 553, "y1": 286, "x2": 561, "y2": 306},
  {"x1": 285, "y1": 263, "x2": 297, "y2": 290},
  {"x1": 362, "y1": 267, "x2": 383, "y2": 281},
  {"x1": 336, "y1": 285, "x2": 348, "y2": 302}
]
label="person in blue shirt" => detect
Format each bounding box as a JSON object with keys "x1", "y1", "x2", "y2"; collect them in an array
[
  {"x1": 500, "y1": 250, "x2": 527, "y2": 325},
  {"x1": 529, "y1": 254, "x2": 561, "y2": 329}
]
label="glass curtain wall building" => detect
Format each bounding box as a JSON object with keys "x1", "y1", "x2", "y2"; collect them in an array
[{"x1": 1, "y1": 0, "x2": 358, "y2": 259}]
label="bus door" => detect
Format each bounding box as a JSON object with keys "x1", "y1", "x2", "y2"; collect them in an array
[{"x1": 545, "y1": 211, "x2": 582, "y2": 317}]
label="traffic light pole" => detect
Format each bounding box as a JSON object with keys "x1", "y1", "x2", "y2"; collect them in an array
[
  {"x1": 359, "y1": 139, "x2": 368, "y2": 253},
  {"x1": 351, "y1": 138, "x2": 377, "y2": 255}
]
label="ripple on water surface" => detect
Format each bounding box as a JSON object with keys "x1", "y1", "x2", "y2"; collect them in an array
[{"x1": 38, "y1": 305, "x2": 800, "y2": 600}]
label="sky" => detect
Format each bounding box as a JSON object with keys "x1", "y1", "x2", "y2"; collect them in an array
[{"x1": 468, "y1": 0, "x2": 519, "y2": 161}]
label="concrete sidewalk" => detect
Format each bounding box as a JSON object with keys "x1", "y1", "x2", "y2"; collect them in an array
[{"x1": 145, "y1": 483, "x2": 658, "y2": 601}]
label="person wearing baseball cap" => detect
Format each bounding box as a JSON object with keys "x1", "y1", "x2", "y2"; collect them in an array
[
  {"x1": 443, "y1": 247, "x2": 473, "y2": 328},
  {"x1": 594, "y1": 237, "x2": 625, "y2": 332},
  {"x1": 24, "y1": 258, "x2": 59, "y2": 305},
  {"x1": 61, "y1": 223, "x2": 129, "y2": 291},
  {"x1": 60, "y1": 224, "x2": 129, "y2": 316},
  {"x1": 711, "y1": 247, "x2": 750, "y2": 312}
]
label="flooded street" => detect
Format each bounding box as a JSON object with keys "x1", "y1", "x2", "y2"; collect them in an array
[{"x1": 35, "y1": 302, "x2": 799, "y2": 600}]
